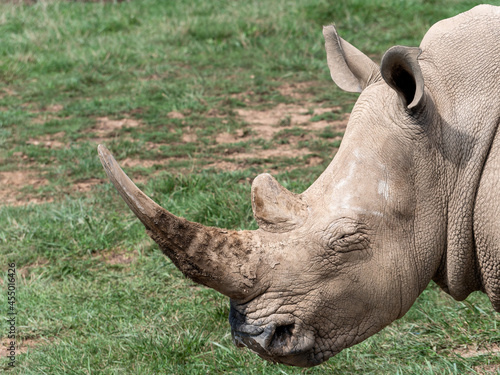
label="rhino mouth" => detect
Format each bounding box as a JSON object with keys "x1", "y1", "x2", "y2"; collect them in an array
[{"x1": 231, "y1": 320, "x2": 319, "y2": 367}]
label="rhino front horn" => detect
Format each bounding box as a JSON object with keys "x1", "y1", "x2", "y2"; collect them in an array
[
  {"x1": 97, "y1": 145, "x2": 264, "y2": 300},
  {"x1": 251, "y1": 173, "x2": 308, "y2": 233}
]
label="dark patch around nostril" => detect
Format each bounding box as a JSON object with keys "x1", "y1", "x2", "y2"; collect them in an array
[{"x1": 271, "y1": 323, "x2": 295, "y2": 348}]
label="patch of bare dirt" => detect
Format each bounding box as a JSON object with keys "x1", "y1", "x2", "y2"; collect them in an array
[
  {"x1": 209, "y1": 103, "x2": 346, "y2": 166},
  {"x1": 94, "y1": 117, "x2": 141, "y2": 136},
  {"x1": 307, "y1": 156, "x2": 324, "y2": 166},
  {"x1": 29, "y1": 103, "x2": 67, "y2": 125},
  {"x1": 206, "y1": 148, "x2": 323, "y2": 173},
  {"x1": 474, "y1": 364, "x2": 500, "y2": 374},
  {"x1": 43, "y1": 104, "x2": 63, "y2": 113},
  {"x1": 0, "y1": 337, "x2": 46, "y2": 358},
  {"x1": 73, "y1": 178, "x2": 103, "y2": 193},
  {"x1": 181, "y1": 126, "x2": 197, "y2": 143},
  {"x1": 0, "y1": 171, "x2": 51, "y2": 206},
  {"x1": 93, "y1": 248, "x2": 138, "y2": 266},
  {"x1": 182, "y1": 133, "x2": 197, "y2": 142},
  {"x1": 277, "y1": 82, "x2": 317, "y2": 99},
  {"x1": 215, "y1": 129, "x2": 247, "y2": 144},
  {"x1": 167, "y1": 111, "x2": 185, "y2": 119},
  {"x1": 87, "y1": 117, "x2": 142, "y2": 144},
  {"x1": 308, "y1": 116, "x2": 349, "y2": 132},
  {"x1": 0, "y1": 172, "x2": 103, "y2": 206},
  {"x1": 18, "y1": 258, "x2": 49, "y2": 278},
  {"x1": 453, "y1": 343, "x2": 500, "y2": 358},
  {"x1": 203, "y1": 84, "x2": 349, "y2": 171},
  {"x1": 26, "y1": 131, "x2": 66, "y2": 149},
  {"x1": 231, "y1": 103, "x2": 344, "y2": 142},
  {"x1": 121, "y1": 157, "x2": 176, "y2": 168},
  {"x1": 206, "y1": 160, "x2": 241, "y2": 172},
  {"x1": 235, "y1": 104, "x2": 307, "y2": 136},
  {"x1": 233, "y1": 146, "x2": 311, "y2": 160},
  {"x1": 105, "y1": 82, "x2": 346, "y2": 175}
]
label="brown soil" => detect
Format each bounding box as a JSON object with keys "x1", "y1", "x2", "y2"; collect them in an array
[
  {"x1": 120, "y1": 101, "x2": 346, "y2": 172},
  {"x1": 215, "y1": 129, "x2": 246, "y2": 144},
  {"x1": 18, "y1": 258, "x2": 49, "y2": 278},
  {"x1": 276, "y1": 82, "x2": 317, "y2": 100},
  {"x1": 44, "y1": 104, "x2": 63, "y2": 112},
  {"x1": 73, "y1": 178, "x2": 103, "y2": 192},
  {"x1": 94, "y1": 117, "x2": 141, "y2": 136},
  {"x1": 0, "y1": 171, "x2": 51, "y2": 206},
  {"x1": 0, "y1": 173, "x2": 102, "y2": 206},
  {"x1": 181, "y1": 126, "x2": 197, "y2": 142},
  {"x1": 453, "y1": 343, "x2": 500, "y2": 358},
  {"x1": 232, "y1": 146, "x2": 310, "y2": 160},
  {"x1": 167, "y1": 111, "x2": 185, "y2": 119},
  {"x1": 121, "y1": 157, "x2": 180, "y2": 169},
  {"x1": 206, "y1": 160, "x2": 242, "y2": 171},
  {"x1": 26, "y1": 131, "x2": 66, "y2": 149},
  {"x1": 233, "y1": 103, "x2": 344, "y2": 140},
  {"x1": 204, "y1": 98, "x2": 347, "y2": 171},
  {"x1": 206, "y1": 152, "x2": 323, "y2": 174},
  {"x1": 30, "y1": 102, "x2": 67, "y2": 125},
  {"x1": 474, "y1": 364, "x2": 500, "y2": 374},
  {"x1": 86, "y1": 117, "x2": 142, "y2": 144},
  {"x1": 208, "y1": 103, "x2": 345, "y2": 155},
  {"x1": 453, "y1": 342, "x2": 500, "y2": 374},
  {"x1": 2, "y1": 81, "x2": 350, "y2": 204},
  {"x1": 0, "y1": 337, "x2": 46, "y2": 358},
  {"x1": 93, "y1": 248, "x2": 138, "y2": 266}
]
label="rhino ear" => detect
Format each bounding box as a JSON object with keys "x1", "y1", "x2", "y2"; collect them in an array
[
  {"x1": 323, "y1": 25, "x2": 381, "y2": 93},
  {"x1": 381, "y1": 46, "x2": 424, "y2": 110},
  {"x1": 251, "y1": 173, "x2": 308, "y2": 233}
]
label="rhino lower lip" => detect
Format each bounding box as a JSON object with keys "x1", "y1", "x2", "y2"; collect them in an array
[
  {"x1": 232, "y1": 322, "x2": 315, "y2": 358},
  {"x1": 233, "y1": 323, "x2": 277, "y2": 351}
]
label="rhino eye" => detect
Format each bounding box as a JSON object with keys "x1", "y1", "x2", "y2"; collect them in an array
[
  {"x1": 323, "y1": 220, "x2": 369, "y2": 253},
  {"x1": 326, "y1": 229, "x2": 368, "y2": 253}
]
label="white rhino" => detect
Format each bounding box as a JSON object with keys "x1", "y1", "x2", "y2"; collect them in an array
[{"x1": 98, "y1": 5, "x2": 500, "y2": 367}]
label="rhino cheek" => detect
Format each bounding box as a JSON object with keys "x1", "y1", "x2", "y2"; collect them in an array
[{"x1": 309, "y1": 252, "x2": 407, "y2": 355}]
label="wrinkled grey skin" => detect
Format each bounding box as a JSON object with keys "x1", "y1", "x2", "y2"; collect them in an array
[{"x1": 99, "y1": 5, "x2": 500, "y2": 368}]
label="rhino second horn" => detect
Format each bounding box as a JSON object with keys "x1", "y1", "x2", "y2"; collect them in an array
[
  {"x1": 251, "y1": 173, "x2": 308, "y2": 233},
  {"x1": 97, "y1": 145, "x2": 263, "y2": 300}
]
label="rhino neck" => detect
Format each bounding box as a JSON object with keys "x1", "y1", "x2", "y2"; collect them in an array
[
  {"x1": 470, "y1": 120, "x2": 500, "y2": 312},
  {"x1": 421, "y1": 6, "x2": 500, "y2": 302},
  {"x1": 431, "y1": 102, "x2": 500, "y2": 302}
]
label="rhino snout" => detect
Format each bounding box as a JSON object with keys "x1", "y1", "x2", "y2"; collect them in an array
[
  {"x1": 232, "y1": 322, "x2": 278, "y2": 351},
  {"x1": 231, "y1": 321, "x2": 318, "y2": 367}
]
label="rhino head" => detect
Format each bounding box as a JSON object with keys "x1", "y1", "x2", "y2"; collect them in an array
[{"x1": 98, "y1": 26, "x2": 451, "y2": 367}]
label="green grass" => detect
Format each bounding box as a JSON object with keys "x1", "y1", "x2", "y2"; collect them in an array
[{"x1": 1, "y1": 0, "x2": 500, "y2": 373}]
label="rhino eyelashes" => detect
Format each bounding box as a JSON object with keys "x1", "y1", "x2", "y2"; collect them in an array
[
  {"x1": 323, "y1": 220, "x2": 369, "y2": 252},
  {"x1": 327, "y1": 232, "x2": 369, "y2": 253}
]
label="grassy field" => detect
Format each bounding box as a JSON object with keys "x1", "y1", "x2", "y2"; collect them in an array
[{"x1": 1, "y1": 0, "x2": 500, "y2": 373}]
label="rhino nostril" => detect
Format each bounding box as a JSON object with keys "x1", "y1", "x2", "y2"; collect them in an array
[
  {"x1": 232, "y1": 322, "x2": 298, "y2": 354},
  {"x1": 270, "y1": 323, "x2": 295, "y2": 348}
]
